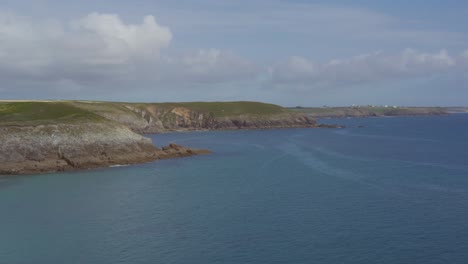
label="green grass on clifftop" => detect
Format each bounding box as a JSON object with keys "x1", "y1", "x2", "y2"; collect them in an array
[
  {"x1": 0, "y1": 102, "x2": 104, "y2": 126},
  {"x1": 153, "y1": 101, "x2": 287, "y2": 117},
  {"x1": 0, "y1": 100, "x2": 293, "y2": 127}
]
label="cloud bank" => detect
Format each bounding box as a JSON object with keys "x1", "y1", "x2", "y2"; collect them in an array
[
  {"x1": 0, "y1": 12, "x2": 257, "y2": 93},
  {"x1": 0, "y1": 12, "x2": 171, "y2": 74},
  {"x1": 0, "y1": 9, "x2": 467, "y2": 104},
  {"x1": 269, "y1": 49, "x2": 464, "y2": 88}
]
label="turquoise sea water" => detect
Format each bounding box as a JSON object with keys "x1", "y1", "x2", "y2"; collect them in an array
[{"x1": 1, "y1": 115, "x2": 468, "y2": 264}]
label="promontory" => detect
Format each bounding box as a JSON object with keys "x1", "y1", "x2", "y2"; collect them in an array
[{"x1": 0, "y1": 100, "x2": 317, "y2": 175}]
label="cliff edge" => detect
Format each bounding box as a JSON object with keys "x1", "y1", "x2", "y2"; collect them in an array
[
  {"x1": 70, "y1": 101, "x2": 317, "y2": 133},
  {"x1": 0, "y1": 100, "x2": 317, "y2": 174},
  {"x1": 0, "y1": 102, "x2": 208, "y2": 175}
]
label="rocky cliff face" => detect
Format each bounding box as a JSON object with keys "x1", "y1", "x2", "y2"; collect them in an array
[
  {"x1": 0, "y1": 122, "x2": 207, "y2": 175},
  {"x1": 91, "y1": 104, "x2": 317, "y2": 133},
  {"x1": 0, "y1": 101, "x2": 315, "y2": 175},
  {"x1": 213, "y1": 114, "x2": 316, "y2": 130}
]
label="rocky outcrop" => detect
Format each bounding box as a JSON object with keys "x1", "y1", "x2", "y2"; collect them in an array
[
  {"x1": 0, "y1": 101, "x2": 325, "y2": 175},
  {"x1": 0, "y1": 122, "x2": 209, "y2": 175},
  {"x1": 94, "y1": 105, "x2": 317, "y2": 133},
  {"x1": 316, "y1": 123, "x2": 345, "y2": 128},
  {"x1": 213, "y1": 114, "x2": 316, "y2": 130}
]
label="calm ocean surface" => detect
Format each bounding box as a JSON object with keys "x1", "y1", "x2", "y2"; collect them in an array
[{"x1": 1, "y1": 115, "x2": 468, "y2": 264}]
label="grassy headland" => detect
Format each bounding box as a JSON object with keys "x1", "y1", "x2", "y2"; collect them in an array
[
  {"x1": 150, "y1": 101, "x2": 287, "y2": 117},
  {"x1": 1, "y1": 100, "x2": 455, "y2": 175},
  {"x1": 0, "y1": 100, "x2": 217, "y2": 175},
  {"x1": 69, "y1": 101, "x2": 288, "y2": 118},
  {"x1": 0, "y1": 101, "x2": 105, "y2": 126},
  {"x1": 0, "y1": 100, "x2": 310, "y2": 174},
  {"x1": 65, "y1": 100, "x2": 316, "y2": 133},
  {"x1": 289, "y1": 106, "x2": 448, "y2": 118}
]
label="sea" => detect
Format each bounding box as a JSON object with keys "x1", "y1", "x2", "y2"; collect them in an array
[{"x1": 1, "y1": 114, "x2": 468, "y2": 264}]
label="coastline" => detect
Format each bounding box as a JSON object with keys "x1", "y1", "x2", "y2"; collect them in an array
[
  {"x1": 0, "y1": 101, "x2": 315, "y2": 175},
  {"x1": 289, "y1": 106, "x2": 449, "y2": 119},
  {"x1": 0, "y1": 140, "x2": 209, "y2": 176},
  {"x1": 0, "y1": 117, "x2": 209, "y2": 176},
  {"x1": 1, "y1": 101, "x2": 454, "y2": 175}
]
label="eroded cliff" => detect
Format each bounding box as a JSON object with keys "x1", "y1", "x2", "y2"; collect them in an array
[
  {"x1": 0, "y1": 102, "x2": 208, "y2": 175},
  {"x1": 0, "y1": 100, "x2": 314, "y2": 174},
  {"x1": 71, "y1": 101, "x2": 317, "y2": 133}
]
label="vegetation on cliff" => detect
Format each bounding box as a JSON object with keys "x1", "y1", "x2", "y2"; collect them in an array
[
  {"x1": 289, "y1": 106, "x2": 448, "y2": 118},
  {"x1": 69, "y1": 100, "x2": 316, "y2": 133},
  {"x1": 0, "y1": 100, "x2": 317, "y2": 133},
  {"x1": 0, "y1": 100, "x2": 313, "y2": 175},
  {"x1": 0, "y1": 101, "x2": 105, "y2": 126},
  {"x1": 1, "y1": 100, "x2": 452, "y2": 175},
  {"x1": 150, "y1": 101, "x2": 287, "y2": 117},
  {"x1": 0, "y1": 101, "x2": 211, "y2": 175}
]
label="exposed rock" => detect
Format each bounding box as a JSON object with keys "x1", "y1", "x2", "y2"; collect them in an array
[
  {"x1": 0, "y1": 101, "x2": 321, "y2": 175},
  {"x1": 78, "y1": 103, "x2": 317, "y2": 133},
  {"x1": 317, "y1": 123, "x2": 345, "y2": 128},
  {"x1": 0, "y1": 122, "x2": 209, "y2": 175}
]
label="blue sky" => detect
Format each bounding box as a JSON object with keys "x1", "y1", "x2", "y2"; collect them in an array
[{"x1": 1, "y1": 0, "x2": 467, "y2": 106}]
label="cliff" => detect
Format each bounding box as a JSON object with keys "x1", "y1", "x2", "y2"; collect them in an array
[
  {"x1": 0, "y1": 100, "x2": 315, "y2": 175},
  {"x1": 70, "y1": 101, "x2": 317, "y2": 133},
  {"x1": 0, "y1": 102, "x2": 208, "y2": 175}
]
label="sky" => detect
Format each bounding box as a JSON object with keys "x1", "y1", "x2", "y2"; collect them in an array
[{"x1": 1, "y1": 0, "x2": 467, "y2": 106}]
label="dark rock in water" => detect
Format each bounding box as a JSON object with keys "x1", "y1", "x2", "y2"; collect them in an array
[{"x1": 317, "y1": 123, "x2": 345, "y2": 128}]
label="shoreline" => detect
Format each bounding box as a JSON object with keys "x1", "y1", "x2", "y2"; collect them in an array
[
  {"x1": 0, "y1": 113, "x2": 456, "y2": 176},
  {"x1": 139, "y1": 123, "x2": 322, "y2": 134},
  {"x1": 289, "y1": 106, "x2": 450, "y2": 119},
  {"x1": 2, "y1": 101, "x2": 452, "y2": 176},
  {"x1": 0, "y1": 143, "x2": 210, "y2": 176},
  {"x1": 314, "y1": 113, "x2": 450, "y2": 119}
]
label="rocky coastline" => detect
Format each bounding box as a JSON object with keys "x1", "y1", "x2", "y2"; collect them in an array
[
  {"x1": 71, "y1": 102, "x2": 318, "y2": 133},
  {"x1": 0, "y1": 101, "x2": 326, "y2": 175},
  {"x1": 0, "y1": 121, "x2": 208, "y2": 175}
]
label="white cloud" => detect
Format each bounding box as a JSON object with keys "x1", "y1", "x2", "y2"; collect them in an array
[
  {"x1": 71, "y1": 13, "x2": 172, "y2": 62},
  {"x1": 0, "y1": 8, "x2": 466, "y2": 104},
  {"x1": 0, "y1": 11, "x2": 172, "y2": 80},
  {"x1": 269, "y1": 49, "x2": 460, "y2": 88},
  {"x1": 0, "y1": 11, "x2": 257, "y2": 96}
]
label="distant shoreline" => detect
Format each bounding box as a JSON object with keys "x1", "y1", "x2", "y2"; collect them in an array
[{"x1": 288, "y1": 106, "x2": 452, "y2": 118}]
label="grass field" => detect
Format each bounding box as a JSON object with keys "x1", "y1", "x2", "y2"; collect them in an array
[
  {"x1": 0, "y1": 100, "x2": 291, "y2": 126},
  {"x1": 150, "y1": 101, "x2": 288, "y2": 117},
  {"x1": 0, "y1": 102, "x2": 104, "y2": 125}
]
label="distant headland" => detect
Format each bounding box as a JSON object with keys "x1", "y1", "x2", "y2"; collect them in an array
[{"x1": 288, "y1": 105, "x2": 457, "y2": 118}]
